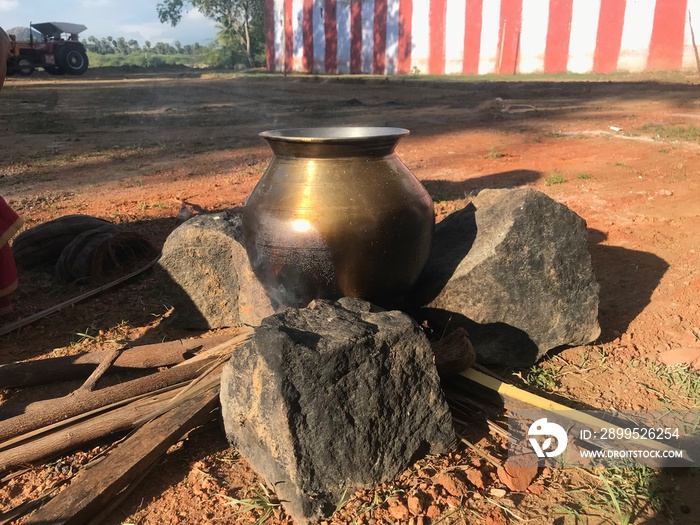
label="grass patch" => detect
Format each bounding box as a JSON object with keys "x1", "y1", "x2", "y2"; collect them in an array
[
  {"x1": 221, "y1": 483, "x2": 281, "y2": 525},
  {"x1": 138, "y1": 201, "x2": 168, "y2": 210},
  {"x1": 484, "y1": 146, "x2": 505, "y2": 159},
  {"x1": 648, "y1": 362, "x2": 700, "y2": 409},
  {"x1": 544, "y1": 172, "x2": 566, "y2": 186},
  {"x1": 577, "y1": 173, "x2": 591, "y2": 180},
  {"x1": 526, "y1": 360, "x2": 561, "y2": 391},
  {"x1": 615, "y1": 161, "x2": 628, "y2": 167},
  {"x1": 582, "y1": 464, "x2": 670, "y2": 523},
  {"x1": 641, "y1": 123, "x2": 700, "y2": 142},
  {"x1": 354, "y1": 486, "x2": 404, "y2": 517}
]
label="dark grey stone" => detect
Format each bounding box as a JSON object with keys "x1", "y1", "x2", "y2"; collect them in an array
[
  {"x1": 413, "y1": 189, "x2": 600, "y2": 367},
  {"x1": 220, "y1": 298, "x2": 455, "y2": 524},
  {"x1": 157, "y1": 211, "x2": 273, "y2": 329}
]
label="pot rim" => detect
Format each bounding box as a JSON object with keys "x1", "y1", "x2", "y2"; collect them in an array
[{"x1": 259, "y1": 126, "x2": 410, "y2": 143}]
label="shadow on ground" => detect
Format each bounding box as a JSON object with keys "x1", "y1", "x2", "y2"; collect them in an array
[
  {"x1": 587, "y1": 229, "x2": 669, "y2": 343},
  {"x1": 422, "y1": 169, "x2": 542, "y2": 201}
]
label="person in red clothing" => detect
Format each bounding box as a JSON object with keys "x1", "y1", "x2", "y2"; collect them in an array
[
  {"x1": 0, "y1": 197, "x2": 23, "y2": 314},
  {"x1": 0, "y1": 27, "x2": 24, "y2": 314}
]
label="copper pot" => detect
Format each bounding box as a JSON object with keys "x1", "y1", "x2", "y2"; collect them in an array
[{"x1": 242, "y1": 127, "x2": 434, "y2": 308}]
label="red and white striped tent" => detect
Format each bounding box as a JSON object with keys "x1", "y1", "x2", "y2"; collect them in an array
[{"x1": 264, "y1": 0, "x2": 700, "y2": 75}]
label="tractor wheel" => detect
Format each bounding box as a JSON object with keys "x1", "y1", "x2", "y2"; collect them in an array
[
  {"x1": 17, "y1": 58, "x2": 34, "y2": 76},
  {"x1": 45, "y1": 66, "x2": 66, "y2": 75},
  {"x1": 57, "y1": 45, "x2": 89, "y2": 76}
]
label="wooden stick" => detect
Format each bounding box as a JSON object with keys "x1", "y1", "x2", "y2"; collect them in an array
[
  {"x1": 0, "y1": 331, "x2": 250, "y2": 444},
  {"x1": 0, "y1": 389, "x2": 178, "y2": 472},
  {"x1": 498, "y1": 19, "x2": 507, "y2": 75},
  {"x1": 0, "y1": 356, "x2": 218, "y2": 443},
  {"x1": 0, "y1": 332, "x2": 237, "y2": 389},
  {"x1": 0, "y1": 478, "x2": 69, "y2": 525},
  {"x1": 689, "y1": 10, "x2": 700, "y2": 79},
  {"x1": 460, "y1": 438, "x2": 502, "y2": 468},
  {"x1": 77, "y1": 346, "x2": 122, "y2": 392},
  {"x1": 172, "y1": 329, "x2": 253, "y2": 367},
  {"x1": 24, "y1": 385, "x2": 220, "y2": 525},
  {"x1": 0, "y1": 258, "x2": 158, "y2": 338},
  {"x1": 133, "y1": 361, "x2": 223, "y2": 427},
  {"x1": 0, "y1": 383, "x2": 185, "y2": 452}
]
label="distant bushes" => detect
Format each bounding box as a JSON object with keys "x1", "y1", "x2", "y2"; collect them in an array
[
  {"x1": 83, "y1": 33, "x2": 265, "y2": 70},
  {"x1": 86, "y1": 51, "x2": 207, "y2": 68}
]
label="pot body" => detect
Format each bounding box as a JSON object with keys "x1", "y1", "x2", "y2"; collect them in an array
[{"x1": 242, "y1": 127, "x2": 434, "y2": 308}]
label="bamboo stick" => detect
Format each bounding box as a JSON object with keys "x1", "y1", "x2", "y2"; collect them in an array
[{"x1": 459, "y1": 368, "x2": 684, "y2": 455}]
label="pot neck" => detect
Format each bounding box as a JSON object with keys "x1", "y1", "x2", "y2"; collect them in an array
[{"x1": 263, "y1": 137, "x2": 402, "y2": 158}]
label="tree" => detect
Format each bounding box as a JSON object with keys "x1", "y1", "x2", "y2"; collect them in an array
[
  {"x1": 115, "y1": 37, "x2": 129, "y2": 55},
  {"x1": 156, "y1": 0, "x2": 264, "y2": 67},
  {"x1": 101, "y1": 36, "x2": 115, "y2": 54},
  {"x1": 85, "y1": 35, "x2": 102, "y2": 53},
  {"x1": 153, "y1": 42, "x2": 170, "y2": 55},
  {"x1": 143, "y1": 40, "x2": 152, "y2": 66}
]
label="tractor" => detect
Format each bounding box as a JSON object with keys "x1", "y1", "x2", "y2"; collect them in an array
[{"x1": 6, "y1": 22, "x2": 89, "y2": 76}]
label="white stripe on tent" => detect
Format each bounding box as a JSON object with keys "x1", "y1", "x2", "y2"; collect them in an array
[
  {"x1": 361, "y1": 0, "x2": 375, "y2": 73},
  {"x1": 518, "y1": 0, "x2": 549, "y2": 73},
  {"x1": 313, "y1": 0, "x2": 326, "y2": 72},
  {"x1": 478, "y1": 0, "x2": 502, "y2": 74},
  {"x1": 683, "y1": 0, "x2": 700, "y2": 70},
  {"x1": 568, "y1": 0, "x2": 601, "y2": 73},
  {"x1": 337, "y1": 0, "x2": 352, "y2": 73},
  {"x1": 445, "y1": 0, "x2": 467, "y2": 74},
  {"x1": 386, "y1": 0, "x2": 400, "y2": 74},
  {"x1": 292, "y1": 0, "x2": 305, "y2": 70},
  {"x1": 411, "y1": 0, "x2": 431, "y2": 74},
  {"x1": 617, "y1": 0, "x2": 657, "y2": 72}
]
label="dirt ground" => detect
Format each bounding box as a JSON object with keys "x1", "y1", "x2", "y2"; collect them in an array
[{"x1": 1, "y1": 67, "x2": 700, "y2": 524}]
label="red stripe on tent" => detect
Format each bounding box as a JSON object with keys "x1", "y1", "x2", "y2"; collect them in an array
[
  {"x1": 462, "y1": 0, "x2": 483, "y2": 74},
  {"x1": 429, "y1": 0, "x2": 447, "y2": 74},
  {"x1": 544, "y1": 0, "x2": 573, "y2": 73},
  {"x1": 325, "y1": 0, "x2": 338, "y2": 73},
  {"x1": 302, "y1": 0, "x2": 314, "y2": 72},
  {"x1": 647, "y1": 0, "x2": 688, "y2": 71},
  {"x1": 285, "y1": 0, "x2": 293, "y2": 73},
  {"x1": 374, "y1": 0, "x2": 388, "y2": 74},
  {"x1": 398, "y1": 0, "x2": 413, "y2": 73},
  {"x1": 351, "y1": 0, "x2": 363, "y2": 73},
  {"x1": 593, "y1": 0, "x2": 626, "y2": 73},
  {"x1": 265, "y1": 0, "x2": 275, "y2": 71},
  {"x1": 497, "y1": 0, "x2": 523, "y2": 74}
]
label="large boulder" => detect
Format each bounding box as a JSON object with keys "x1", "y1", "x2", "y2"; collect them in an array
[
  {"x1": 220, "y1": 298, "x2": 455, "y2": 524},
  {"x1": 157, "y1": 211, "x2": 273, "y2": 329},
  {"x1": 413, "y1": 189, "x2": 600, "y2": 367}
]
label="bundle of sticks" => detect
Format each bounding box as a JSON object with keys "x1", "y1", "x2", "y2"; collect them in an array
[{"x1": 0, "y1": 329, "x2": 253, "y2": 525}]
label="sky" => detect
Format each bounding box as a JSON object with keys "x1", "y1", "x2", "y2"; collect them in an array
[{"x1": 0, "y1": 0, "x2": 219, "y2": 45}]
